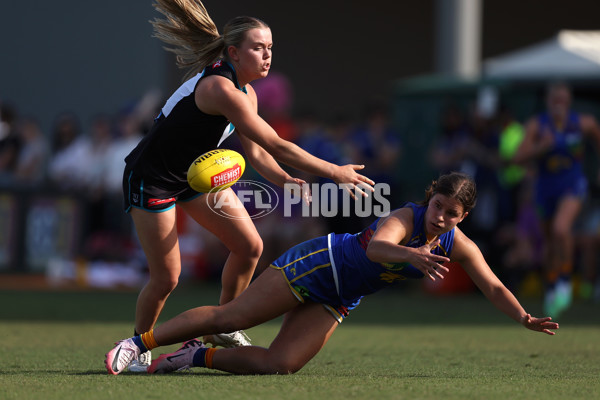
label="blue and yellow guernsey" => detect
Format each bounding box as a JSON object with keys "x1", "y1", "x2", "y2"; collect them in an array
[
  {"x1": 537, "y1": 111, "x2": 584, "y2": 179},
  {"x1": 534, "y1": 111, "x2": 588, "y2": 218},
  {"x1": 271, "y1": 202, "x2": 456, "y2": 322},
  {"x1": 330, "y1": 202, "x2": 455, "y2": 305}
]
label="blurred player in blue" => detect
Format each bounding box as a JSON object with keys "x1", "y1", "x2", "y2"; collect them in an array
[
  {"x1": 106, "y1": 172, "x2": 558, "y2": 375},
  {"x1": 515, "y1": 81, "x2": 600, "y2": 318}
]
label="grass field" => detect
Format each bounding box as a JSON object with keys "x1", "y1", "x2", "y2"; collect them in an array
[{"x1": 0, "y1": 281, "x2": 598, "y2": 400}]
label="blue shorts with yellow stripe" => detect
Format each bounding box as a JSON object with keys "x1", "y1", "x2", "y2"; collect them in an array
[{"x1": 269, "y1": 235, "x2": 361, "y2": 323}]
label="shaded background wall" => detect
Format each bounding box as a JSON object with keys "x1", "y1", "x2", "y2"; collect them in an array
[
  {"x1": 1, "y1": 1, "x2": 166, "y2": 132},
  {"x1": 2, "y1": 0, "x2": 600, "y2": 132}
]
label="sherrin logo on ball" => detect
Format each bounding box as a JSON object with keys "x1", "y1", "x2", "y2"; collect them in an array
[{"x1": 187, "y1": 149, "x2": 246, "y2": 193}]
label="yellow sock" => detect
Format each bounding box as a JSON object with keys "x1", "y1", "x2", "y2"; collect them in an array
[
  {"x1": 140, "y1": 330, "x2": 159, "y2": 351},
  {"x1": 205, "y1": 348, "x2": 217, "y2": 369}
]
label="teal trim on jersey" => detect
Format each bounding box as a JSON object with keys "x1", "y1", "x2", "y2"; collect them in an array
[
  {"x1": 140, "y1": 179, "x2": 144, "y2": 207},
  {"x1": 125, "y1": 171, "x2": 133, "y2": 213},
  {"x1": 226, "y1": 61, "x2": 248, "y2": 94},
  {"x1": 130, "y1": 204, "x2": 176, "y2": 213}
]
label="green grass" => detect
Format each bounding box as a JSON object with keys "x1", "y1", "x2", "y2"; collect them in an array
[{"x1": 0, "y1": 283, "x2": 598, "y2": 400}]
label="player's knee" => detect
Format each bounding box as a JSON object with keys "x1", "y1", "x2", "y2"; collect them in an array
[
  {"x1": 266, "y1": 357, "x2": 303, "y2": 375},
  {"x1": 238, "y1": 234, "x2": 263, "y2": 260},
  {"x1": 224, "y1": 230, "x2": 263, "y2": 260},
  {"x1": 260, "y1": 351, "x2": 306, "y2": 374},
  {"x1": 149, "y1": 275, "x2": 179, "y2": 296}
]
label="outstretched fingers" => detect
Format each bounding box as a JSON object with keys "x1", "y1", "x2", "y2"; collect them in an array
[
  {"x1": 521, "y1": 314, "x2": 560, "y2": 335},
  {"x1": 336, "y1": 165, "x2": 375, "y2": 199}
]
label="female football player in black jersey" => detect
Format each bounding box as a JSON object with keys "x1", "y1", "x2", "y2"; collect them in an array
[{"x1": 122, "y1": 0, "x2": 374, "y2": 372}]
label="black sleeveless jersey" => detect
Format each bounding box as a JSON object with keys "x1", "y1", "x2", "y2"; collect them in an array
[{"x1": 125, "y1": 61, "x2": 242, "y2": 189}]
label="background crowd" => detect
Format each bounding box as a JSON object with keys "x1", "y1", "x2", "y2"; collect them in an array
[{"x1": 0, "y1": 76, "x2": 599, "y2": 306}]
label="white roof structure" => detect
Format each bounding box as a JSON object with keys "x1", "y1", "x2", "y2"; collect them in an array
[{"x1": 483, "y1": 30, "x2": 600, "y2": 79}]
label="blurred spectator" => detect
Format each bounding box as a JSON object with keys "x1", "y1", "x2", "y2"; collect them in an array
[
  {"x1": 132, "y1": 88, "x2": 163, "y2": 136},
  {"x1": 252, "y1": 70, "x2": 296, "y2": 142},
  {"x1": 99, "y1": 110, "x2": 144, "y2": 236},
  {"x1": 14, "y1": 117, "x2": 49, "y2": 185},
  {"x1": 295, "y1": 108, "x2": 350, "y2": 176},
  {"x1": 462, "y1": 103, "x2": 502, "y2": 242},
  {"x1": 47, "y1": 112, "x2": 87, "y2": 190},
  {"x1": 81, "y1": 114, "x2": 115, "y2": 229},
  {"x1": 429, "y1": 103, "x2": 471, "y2": 174},
  {"x1": 495, "y1": 174, "x2": 544, "y2": 295},
  {"x1": 102, "y1": 110, "x2": 144, "y2": 195},
  {"x1": 431, "y1": 101, "x2": 502, "y2": 260},
  {"x1": 289, "y1": 108, "x2": 338, "y2": 234},
  {"x1": 82, "y1": 114, "x2": 114, "y2": 195},
  {"x1": 348, "y1": 102, "x2": 402, "y2": 186},
  {"x1": 0, "y1": 102, "x2": 22, "y2": 183}
]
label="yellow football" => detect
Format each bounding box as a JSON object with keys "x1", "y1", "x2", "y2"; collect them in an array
[{"x1": 187, "y1": 149, "x2": 246, "y2": 193}]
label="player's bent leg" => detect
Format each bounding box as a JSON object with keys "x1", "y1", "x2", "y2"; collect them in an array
[
  {"x1": 131, "y1": 207, "x2": 182, "y2": 333},
  {"x1": 210, "y1": 302, "x2": 339, "y2": 375},
  {"x1": 128, "y1": 207, "x2": 182, "y2": 371},
  {"x1": 180, "y1": 190, "x2": 263, "y2": 347},
  {"x1": 179, "y1": 190, "x2": 263, "y2": 304},
  {"x1": 552, "y1": 196, "x2": 582, "y2": 262},
  {"x1": 147, "y1": 269, "x2": 300, "y2": 374},
  {"x1": 545, "y1": 196, "x2": 582, "y2": 318},
  {"x1": 153, "y1": 267, "x2": 299, "y2": 347}
]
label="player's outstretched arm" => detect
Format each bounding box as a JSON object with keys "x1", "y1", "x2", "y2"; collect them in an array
[
  {"x1": 200, "y1": 77, "x2": 374, "y2": 195},
  {"x1": 452, "y1": 228, "x2": 559, "y2": 335}
]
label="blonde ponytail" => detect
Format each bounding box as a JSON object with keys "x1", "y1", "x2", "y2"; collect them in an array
[{"x1": 151, "y1": 0, "x2": 225, "y2": 80}]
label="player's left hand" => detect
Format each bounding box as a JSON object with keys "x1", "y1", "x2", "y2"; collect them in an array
[
  {"x1": 408, "y1": 237, "x2": 450, "y2": 281},
  {"x1": 520, "y1": 313, "x2": 559, "y2": 335},
  {"x1": 333, "y1": 164, "x2": 375, "y2": 199}
]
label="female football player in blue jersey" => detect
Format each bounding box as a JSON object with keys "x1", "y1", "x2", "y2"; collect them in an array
[
  {"x1": 122, "y1": 0, "x2": 374, "y2": 372},
  {"x1": 514, "y1": 81, "x2": 600, "y2": 318},
  {"x1": 106, "y1": 172, "x2": 559, "y2": 375}
]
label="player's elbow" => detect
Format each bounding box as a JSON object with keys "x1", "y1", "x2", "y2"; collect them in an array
[
  {"x1": 260, "y1": 138, "x2": 290, "y2": 161},
  {"x1": 365, "y1": 242, "x2": 385, "y2": 263}
]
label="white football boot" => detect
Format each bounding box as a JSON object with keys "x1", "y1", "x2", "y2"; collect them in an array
[
  {"x1": 203, "y1": 330, "x2": 251, "y2": 348},
  {"x1": 105, "y1": 338, "x2": 141, "y2": 375},
  {"x1": 128, "y1": 350, "x2": 151, "y2": 372}
]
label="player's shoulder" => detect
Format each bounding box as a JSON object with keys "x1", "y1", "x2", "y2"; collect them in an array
[
  {"x1": 391, "y1": 205, "x2": 415, "y2": 221},
  {"x1": 378, "y1": 205, "x2": 414, "y2": 229},
  {"x1": 449, "y1": 226, "x2": 479, "y2": 261},
  {"x1": 197, "y1": 74, "x2": 248, "y2": 107}
]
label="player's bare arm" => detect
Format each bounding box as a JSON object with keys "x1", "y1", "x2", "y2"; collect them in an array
[
  {"x1": 196, "y1": 75, "x2": 374, "y2": 194},
  {"x1": 366, "y1": 208, "x2": 450, "y2": 280},
  {"x1": 513, "y1": 118, "x2": 550, "y2": 164},
  {"x1": 451, "y1": 228, "x2": 558, "y2": 334}
]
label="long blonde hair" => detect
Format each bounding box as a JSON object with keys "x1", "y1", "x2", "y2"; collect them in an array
[{"x1": 151, "y1": 0, "x2": 269, "y2": 80}]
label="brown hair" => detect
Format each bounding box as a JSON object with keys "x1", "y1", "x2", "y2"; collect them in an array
[
  {"x1": 151, "y1": 0, "x2": 269, "y2": 80},
  {"x1": 421, "y1": 172, "x2": 477, "y2": 214}
]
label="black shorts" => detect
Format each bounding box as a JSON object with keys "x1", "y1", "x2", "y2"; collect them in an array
[{"x1": 123, "y1": 168, "x2": 203, "y2": 213}]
